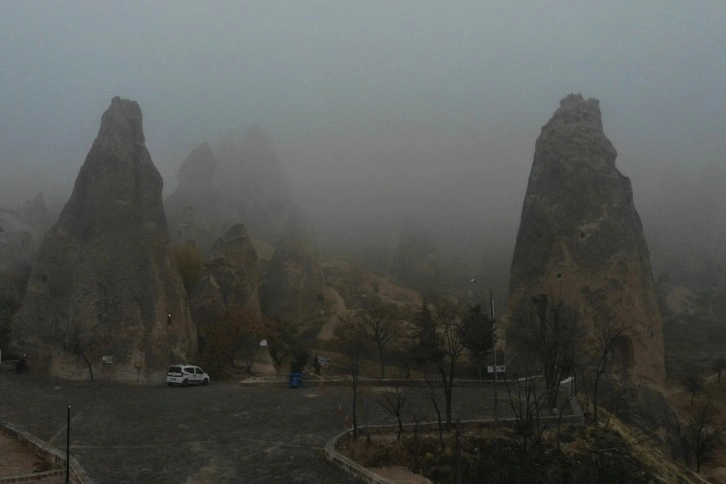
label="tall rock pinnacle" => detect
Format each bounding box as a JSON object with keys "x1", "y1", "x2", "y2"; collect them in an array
[
  {"x1": 13, "y1": 97, "x2": 197, "y2": 382},
  {"x1": 506, "y1": 94, "x2": 665, "y2": 386},
  {"x1": 165, "y1": 142, "x2": 222, "y2": 252}
]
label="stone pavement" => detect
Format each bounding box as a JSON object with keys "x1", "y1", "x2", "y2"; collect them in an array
[{"x1": 0, "y1": 373, "x2": 508, "y2": 483}]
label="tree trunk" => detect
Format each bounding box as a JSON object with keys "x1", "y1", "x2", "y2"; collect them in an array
[{"x1": 79, "y1": 352, "x2": 94, "y2": 382}]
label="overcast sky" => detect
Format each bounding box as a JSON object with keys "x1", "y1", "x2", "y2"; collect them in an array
[{"x1": 1, "y1": 1, "x2": 724, "y2": 258}]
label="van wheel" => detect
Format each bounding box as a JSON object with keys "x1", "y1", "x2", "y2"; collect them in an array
[
  {"x1": 182, "y1": 379, "x2": 188, "y2": 386},
  {"x1": 203, "y1": 378, "x2": 209, "y2": 386},
  {"x1": 167, "y1": 382, "x2": 173, "y2": 387}
]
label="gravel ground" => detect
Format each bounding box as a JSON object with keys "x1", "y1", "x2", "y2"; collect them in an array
[{"x1": 0, "y1": 372, "x2": 509, "y2": 483}]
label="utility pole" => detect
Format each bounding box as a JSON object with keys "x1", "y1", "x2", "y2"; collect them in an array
[{"x1": 490, "y1": 289, "x2": 498, "y2": 423}]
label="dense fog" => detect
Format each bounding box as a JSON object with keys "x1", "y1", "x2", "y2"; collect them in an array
[{"x1": 1, "y1": 2, "x2": 724, "y2": 291}]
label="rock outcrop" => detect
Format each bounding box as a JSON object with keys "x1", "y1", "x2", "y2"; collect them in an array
[
  {"x1": 261, "y1": 209, "x2": 326, "y2": 323},
  {"x1": 506, "y1": 94, "x2": 665, "y2": 386},
  {"x1": 216, "y1": 126, "x2": 293, "y2": 242},
  {"x1": 165, "y1": 142, "x2": 225, "y2": 253},
  {"x1": 12, "y1": 97, "x2": 196, "y2": 382},
  {"x1": 189, "y1": 223, "x2": 261, "y2": 344}
]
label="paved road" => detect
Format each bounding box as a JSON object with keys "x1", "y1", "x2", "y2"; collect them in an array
[{"x1": 0, "y1": 372, "x2": 505, "y2": 483}]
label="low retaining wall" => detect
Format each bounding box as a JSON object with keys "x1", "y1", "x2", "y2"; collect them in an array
[{"x1": 0, "y1": 419, "x2": 93, "y2": 484}]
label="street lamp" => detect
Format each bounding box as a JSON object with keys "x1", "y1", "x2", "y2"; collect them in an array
[
  {"x1": 489, "y1": 288, "x2": 499, "y2": 423},
  {"x1": 470, "y1": 279, "x2": 499, "y2": 422}
]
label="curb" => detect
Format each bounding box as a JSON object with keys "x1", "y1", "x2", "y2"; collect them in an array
[
  {"x1": 324, "y1": 430, "x2": 395, "y2": 484},
  {"x1": 240, "y1": 378, "x2": 521, "y2": 388}
]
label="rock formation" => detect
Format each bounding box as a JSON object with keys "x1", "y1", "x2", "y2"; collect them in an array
[
  {"x1": 261, "y1": 209, "x2": 326, "y2": 323},
  {"x1": 506, "y1": 94, "x2": 665, "y2": 386},
  {"x1": 165, "y1": 142, "x2": 225, "y2": 253},
  {"x1": 12, "y1": 97, "x2": 196, "y2": 382},
  {"x1": 216, "y1": 126, "x2": 293, "y2": 242},
  {"x1": 189, "y1": 223, "x2": 261, "y2": 345}
]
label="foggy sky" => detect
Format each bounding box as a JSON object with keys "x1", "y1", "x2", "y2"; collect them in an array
[{"x1": 1, "y1": 2, "x2": 725, "y2": 264}]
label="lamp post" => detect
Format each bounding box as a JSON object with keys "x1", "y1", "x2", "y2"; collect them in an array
[
  {"x1": 470, "y1": 279, "x2": 498, "y2": 422},
  {"x1": 66, "y1": 405, "x2": 70, "y2": 484},
  {"x1": 489, "y1": 289, "x2": 498, "y2": 423}
]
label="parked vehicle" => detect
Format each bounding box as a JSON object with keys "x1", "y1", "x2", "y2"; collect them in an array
[{"x1": 166, "y1": 365, "x2": 209, "y2": 386}]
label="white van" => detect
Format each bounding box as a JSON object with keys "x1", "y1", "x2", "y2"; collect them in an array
[{"x1": 166, "y1": 365, "x2": 210, "y2": 386}]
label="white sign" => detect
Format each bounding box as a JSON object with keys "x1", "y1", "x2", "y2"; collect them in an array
[{"x1": 487, "y1": 365, "x2": 506, "y2": 374}]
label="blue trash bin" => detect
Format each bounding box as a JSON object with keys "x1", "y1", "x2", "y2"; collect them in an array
[{"x1": 288, "y1": 372, "x2": 303, "y2": 388}]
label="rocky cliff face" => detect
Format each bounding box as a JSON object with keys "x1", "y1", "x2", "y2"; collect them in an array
[
  {"x1": 261, "y1": 209, "x2": 326, "y2": 323},
  {"x1": 165, "y1": 142, "x2": 224, "y2": 253},
  {"x1": 506, "y1": 94, "x2": 665, "y2": 386},
  {"x1": 12, "y1": 97, "x2": 196, "y2": 382},
  {"x1": 189, "y1": 223, "x2": 261, "y2": 344}
]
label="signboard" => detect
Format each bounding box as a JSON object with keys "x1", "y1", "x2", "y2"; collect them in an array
[{"x1": 487, "y1": 365, "x2": 506, "y2": 374}]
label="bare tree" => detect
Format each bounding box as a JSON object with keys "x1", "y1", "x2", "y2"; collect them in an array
[
  {"x1": 379, "y1": 385, "x2": 410, "y2": 440},
  {"x1": 201, "y1": 307, "x2": 262, "y2": 376},
  {"x1": 509, "y1": 294, "x2": 581, "y2": 410},
  {"x1": 53, "y1": 321, "x2": 96, "y2": 382},
  {"x1": 424, "y1": 380, "x2": 446, "y2": 451},
  {"x1": 504, "y1": 358, "x2": 548, "y2": 448},
  {"x1": 413, "y1": 295, "x2": 466, "y2": 426},
  {"x1": 355, "y1": 295, "x2": 400, "y2": 379},
  {"x1": 334, "y1": 313, "x2": 366, "y2": 438},
  {"x1": 681, "y1": 374, "x2": 705, "y2": 406},
  {"x1": 408, "y1": 399, "x2": 427, "y2": 442},
  {"x1": 681, "y1": 400, "x2": 724, "y2": 472},
  {"x1": 263, "y1": 318, "x2": 295, "y2": 379},
  {"x1": 712, "y1": 356, "x2": 725, "y2": 383},
  {"x1": 585, "y1": 312, "x2": 626, "y2": 422},
  {"x1": 506, "y1": 378, "x2": 547, "y2": 448}
]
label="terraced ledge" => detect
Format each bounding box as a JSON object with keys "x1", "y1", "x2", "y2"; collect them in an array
[
  {"x1": 0, "y1": 419, "x2": 93, "y2": 484},
  {"x1": 325, "y1": 414, "x2": 585, "y2": 484}
]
